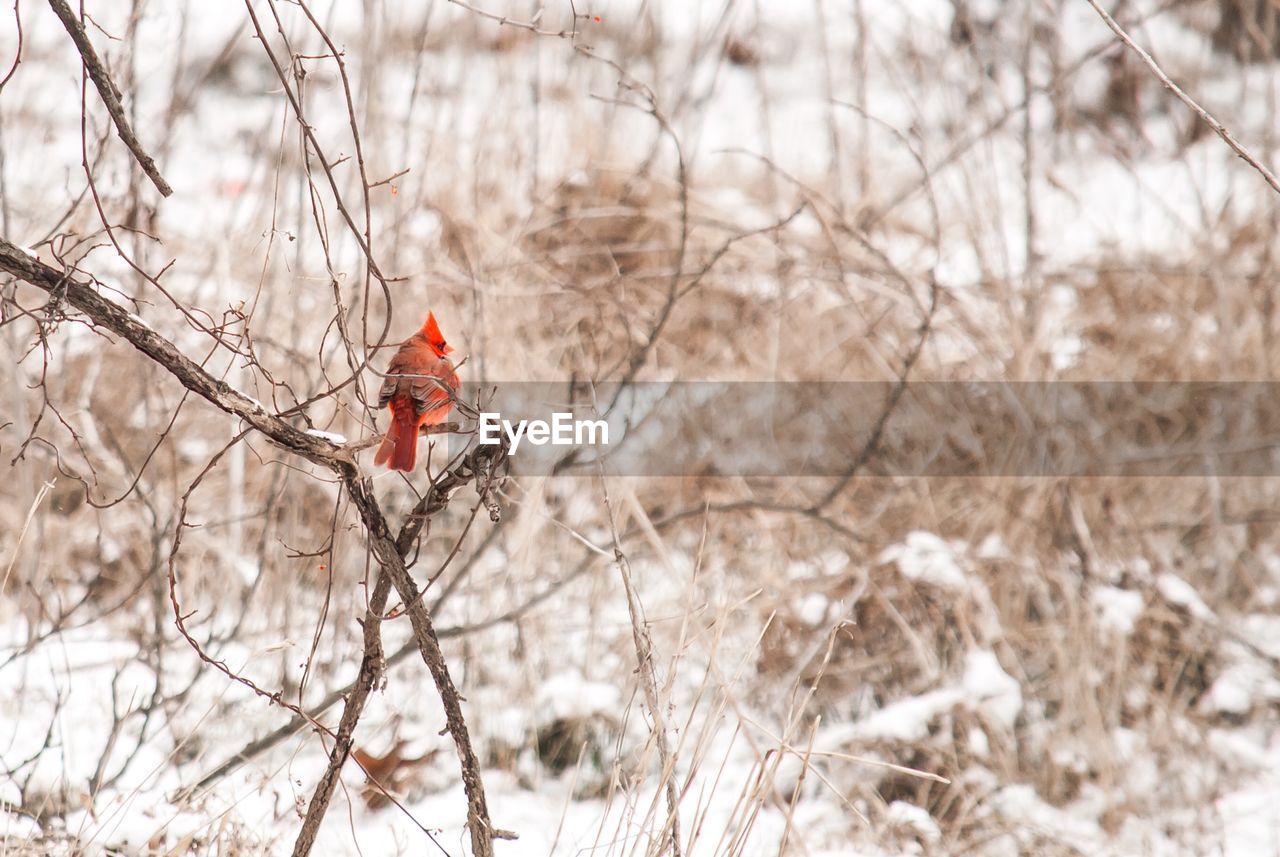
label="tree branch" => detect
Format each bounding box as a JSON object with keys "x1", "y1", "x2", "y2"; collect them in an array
[
  {"x1": 0, "y1": 238, "x2": 346, "y2": 467},
  {"x1": 341, "y1": 473, "x2": 496, "y2": 856},
  {"x1": 291, "y1": 571, "x2": 392, "y2": 857},
  {"x1": 46, "y1": 0, "x2": 174, "y2": 197},
  {"x1": 293, "y1": 442, "x2": 507, "y2": 857},
  {"x1": 1085, "y1": 0, "x2": 1280, "y2": 196}
]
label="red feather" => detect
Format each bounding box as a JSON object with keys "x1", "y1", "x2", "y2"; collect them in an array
[{"x1": 374, "y1": 311, "x2": 459, "y2": 472}]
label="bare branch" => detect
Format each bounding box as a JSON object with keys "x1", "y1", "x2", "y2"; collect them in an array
[
  {"x1": 0, "y1": 0, "x2": 22, "y2": 93},
  {"x1": 46, "y1": 0, "x2": 173, "y2": 197},
  {"x1": 1086, "y1": 0, "x2": 1280, "y2": 196},
  {"x1": 291, "y1": 572, "x2": 393, "y2": 857},
  {"x1": 0, "y1": 237, "x2": 347, "y2": 468}
]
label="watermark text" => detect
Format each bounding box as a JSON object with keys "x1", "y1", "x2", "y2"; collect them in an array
[{"x1": 477, "y1": 412, "x2": 609, "y2": 454}]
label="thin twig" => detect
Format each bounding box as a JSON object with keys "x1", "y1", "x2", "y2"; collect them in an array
[
  {"x1": 0, "y1": 0, "x2": 22, "y2": 93},
  {"x1": 46, "y1": 0, "x2": 172, "y2": 196},
  {"x1": 1085, "y1": 0, "x2": 1280, "y2": 195},
  {"x1": 446, "y1": 0, "x2": 578, "y2": 38}
]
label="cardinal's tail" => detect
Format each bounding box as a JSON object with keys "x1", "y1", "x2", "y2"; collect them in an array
[
  {"x1": 375, "y1": 406, "x2": 419, "y2": 472},
  {"x1": 390, "y1": 418, "x2": 418, "y2": 471}
]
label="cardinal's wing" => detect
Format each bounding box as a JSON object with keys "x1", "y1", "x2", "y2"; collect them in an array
[
  {"x1": 409, "y1": 370, "x2": 455, "y2": 416},
  {"x1": 377, "y1": 370, "x2": 400, "y2": 409}
]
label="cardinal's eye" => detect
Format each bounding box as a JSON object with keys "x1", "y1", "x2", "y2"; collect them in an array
[{"x1": 439, "y1": 340, "x2": 448, "y2": 350}]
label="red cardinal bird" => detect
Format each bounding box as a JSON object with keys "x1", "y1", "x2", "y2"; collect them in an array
[{"x1": 374, "y1": 311, "x2": 459, "y2": 472}]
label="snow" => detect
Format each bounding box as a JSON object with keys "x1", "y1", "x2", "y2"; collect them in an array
[
  {"x1": 125, "y1": 312, "x2": 154, "y2": 332},
  {"x1": 975, "y1": 533, "x2": 1009, "y2": 560},
  {"x1": 967, "y1": 726, "x2": 990, "y2": 758},
  {"x1": 878, "y1": 531, "x2": 969, "y2": 591},
  {"x1": 962, "y1": 650, "x2": 1022, "y2": 731},
  {"x1": 796, "y1": 592, "x2": 831, "y2": 626},
  {"x1": 535, "y1": 671, "x2": 623, "y2": 722},
  {"x1": 1220, "y1": 786, "x2": 1280, "y2": 857},
  {"x1": 833, "y1": 649, "x2": 1022, "y2": 744},
  {"x1": 845, "y1": 689, "x2": 964, "y2": 743},
  {"x1": 990, "y1": 784, "x2": 1104, "y2": 852},
  {"x1": 1156, "y1": 572, "x2": 1215, "y2": 621},
  {"x1": 1239, "y1": 615, "x2": 1280, "y2": 659},
  {"x1": 1091, "y1": 585, "x2": 1146, "y2": 636},
  {"x1": 1203, "y1": 661, "x2": 1280, "y2": 716},
  {"x1": 885, "y1": 799, "x2": 942, "y2": 844},
  {"x1": 305, "y1": 429, "x2": 348, "y2": 445},
  {"x1": 0, "y1": 813, "x2": 40, "y2": 842}
]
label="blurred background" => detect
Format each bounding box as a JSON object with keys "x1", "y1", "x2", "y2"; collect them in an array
[{"x1": 4, "y1": 0, "x2": 1280, "y2": 854}]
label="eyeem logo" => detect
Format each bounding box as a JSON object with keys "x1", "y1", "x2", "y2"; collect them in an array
[{"x1": 477, "y1": 412, "x2": 609, "y2": 454}]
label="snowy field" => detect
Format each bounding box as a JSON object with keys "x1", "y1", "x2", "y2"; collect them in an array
[{"x1": 5, "y1": 1, "x2": 1280, "y2": 855}]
